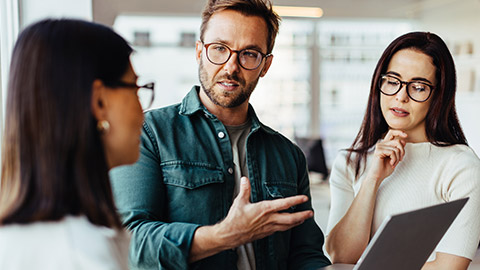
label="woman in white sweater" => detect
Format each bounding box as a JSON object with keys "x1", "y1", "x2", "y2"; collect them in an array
[
  {"x1": 325, "y1": 32, "x2": 480, "y2": 270},
  {"x1": 0, "y1": 19, "x2": 153, "y2": 269}
]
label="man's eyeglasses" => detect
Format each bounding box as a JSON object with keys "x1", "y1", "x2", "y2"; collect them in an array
[
  {"x1": 109, "y1": 81, "x2": 155, "y2": 109},
  {"x1": 202, "y1": 41, "x2": 271, "y2": 70},
  {"x1": 378, "y1": 75, "x2": 434, "y2": 103}
]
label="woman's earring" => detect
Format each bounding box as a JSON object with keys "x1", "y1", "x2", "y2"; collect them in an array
[{"x1": 97, "y1": 120, "x2": 110, "y2": 133}]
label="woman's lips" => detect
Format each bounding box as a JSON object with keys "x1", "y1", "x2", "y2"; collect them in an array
[{"x1": 390, "y1": 107, "x2": 409, "y2": 117}]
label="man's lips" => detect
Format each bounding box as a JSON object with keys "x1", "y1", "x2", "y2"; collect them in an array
[
  {"x1": 217, "y1": 80, "x2": 240, "y2": 91},
  {"x1": 218, "y1": 81, "x2": 239, "y2": 87}
]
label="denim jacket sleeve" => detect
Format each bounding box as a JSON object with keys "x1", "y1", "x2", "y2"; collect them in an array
[
  {"x1": 110, "y1": 121, "x2": 200, "y2": 270},
  {"x1": 287, "y1": 146, "x2": 331, "y2": 269}
]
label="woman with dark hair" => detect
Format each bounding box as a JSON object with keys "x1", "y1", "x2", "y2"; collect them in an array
[
  {"x1": 0, "y1": 19, "x2": 152, "y2": 269},
  {"x1": 325, "y1": 32, "x2": 480, "y2": 269}
]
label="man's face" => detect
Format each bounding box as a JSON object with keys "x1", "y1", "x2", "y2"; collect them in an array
[{"x1": 196, "y1": 9, "x2": 272, "y2": 108}]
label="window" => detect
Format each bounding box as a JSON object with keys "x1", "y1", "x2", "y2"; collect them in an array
[
  {"x1": 114, "y1": 15, "x2": 415, "y2": 167},
  {"x1": 0, "y1": 0, "x2": 20, "y2": 170}
]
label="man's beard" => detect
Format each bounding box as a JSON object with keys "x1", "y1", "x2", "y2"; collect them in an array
[{"x1": 198, "y1": 59, "x2": 260, "y2": 108}]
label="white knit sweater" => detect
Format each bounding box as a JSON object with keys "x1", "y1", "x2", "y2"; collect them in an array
[
  {"x1": 0, "y1": 216, "x2": 130, "y2": 270},
  {"x1": 327, "y1": 142, "x2": 480, "y2": 260}
]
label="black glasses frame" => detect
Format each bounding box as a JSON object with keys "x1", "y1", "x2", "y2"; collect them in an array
[
  {"x1": 378, "y1": 74, "x2": 434, "y2": 103},
  {"x1": 109, "y1": 81, "x2": 155, "y2": 109},
  {"x1": 202, "y1": 41, "x2": 271, "y2": 70}
]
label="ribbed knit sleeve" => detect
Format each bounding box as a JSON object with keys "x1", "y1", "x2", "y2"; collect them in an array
[
  {"x1": 434, "y1": 146, "x2": 480, "y2": 260},
  {"x1": 326, "y1": 151, "x2": 356, "y2": 235}
]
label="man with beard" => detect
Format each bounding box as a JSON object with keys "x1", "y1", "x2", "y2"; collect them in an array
[{"x1": 110, "y1": 0, "x2": 331, "y2": 269}]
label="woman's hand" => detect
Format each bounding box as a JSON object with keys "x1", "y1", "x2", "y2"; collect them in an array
[
  {"x1": 327, "y1": 129, "x2": 408, "y2": 263},
  {"x1": 422, "y1": 252, "x2": 470, "y2": 270},
  {"x1": 366, "y1": 129, "x2": 407, "y2": 184}
]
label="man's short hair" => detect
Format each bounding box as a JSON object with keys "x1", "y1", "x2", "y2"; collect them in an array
[{"x1": 200, "y1": 0, "x2": 281, "y2": 54}]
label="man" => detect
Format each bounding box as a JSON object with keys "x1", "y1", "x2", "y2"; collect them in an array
[{"x1": 110, "y1": 0, "x2": 331, "y2": 269}]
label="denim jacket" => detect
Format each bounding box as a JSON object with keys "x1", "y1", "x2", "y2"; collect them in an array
[{"x1": 110, "y1": 86, "x2": 331, "y2": 270}]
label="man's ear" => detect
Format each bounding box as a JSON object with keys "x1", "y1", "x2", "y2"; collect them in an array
[
  {"x1": 195, "y1": 40, "x2": 203, "y2": 64},
  {"x1": 91, "y1": 79, "x2": 108, "y2": 122},
  {"x1": 260, "y1": 55, "x2": 273, "y2": 77}
]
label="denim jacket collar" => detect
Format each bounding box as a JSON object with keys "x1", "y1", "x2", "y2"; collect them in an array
[{"x1": 179, "y1": 85, "x2": 276, "y2": 135}]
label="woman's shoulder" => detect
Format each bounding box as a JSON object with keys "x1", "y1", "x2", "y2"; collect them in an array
[
  {"x1": 332, "y1": 147, "x2": 374, "y2": 169},
  {"x1": 66, "y1": 217, "x2": 129, "y2": 269},
  {"x1": 0, "y1": 216, "x2": 129, "y2": 270},
  {"x1": 431, "y1": 144, "x2": 480, "y2": 165},
  {"x1": 331, "y1": 149, "x2": 351, "y2": 169},
  {"x1": 63, "y1": 216, "x2": 130, "y2": 268},
  {"x1": 0, "y1": 215, "x2": 116, "y2": 238},
  {"x1": 404, "y1": 143, "x2": 479, "y2": 163},
  {"x1": 330, "y1": 149, "x2": 363, "y2": 184},
  {"x1": 420, "y1": 144, "x2": 480, "y2": 182}
]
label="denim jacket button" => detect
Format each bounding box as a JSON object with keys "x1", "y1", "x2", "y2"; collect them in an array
[
  {"x1": 218, "y1": 131, "x2": 225, "y2": 139},
  {"x1": 228, "y1": 168, "x2": 234, "y2": 174}
]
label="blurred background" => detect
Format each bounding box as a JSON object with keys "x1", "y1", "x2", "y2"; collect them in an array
[{"x1": 1, "y1": 0, "x2": 480, "y2": 232}]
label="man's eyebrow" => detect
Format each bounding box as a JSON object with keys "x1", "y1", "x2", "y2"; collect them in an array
[
  {"x1": 210, "y1": 38, "x2": 229, "y2": 45},
  {"x1": 209, "y1": 39, "x2": 265, "y2": 52},
  {"x1": 244, "y1": 45, "x2": 265, "y2": 53}
]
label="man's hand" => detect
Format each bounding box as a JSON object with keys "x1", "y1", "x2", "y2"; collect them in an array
[
  {"x1": 189, "y1": 176, "x2": 313, "y2": 262},
  {"x1": 217, "y1": 176, "x2": 313, "y2": 246}
]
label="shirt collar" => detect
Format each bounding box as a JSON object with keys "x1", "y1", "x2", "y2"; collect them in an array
[
  {"x1": 179, "y1": 86, "x2": 276, "y2": 135},
  {"x1": 179, "y1": 86, "x2": 205, "y2": 116}
]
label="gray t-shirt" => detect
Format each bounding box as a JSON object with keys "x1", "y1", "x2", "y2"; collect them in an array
[{"x1": 225, "y1": 120, "x2": 255, "y2": 270}]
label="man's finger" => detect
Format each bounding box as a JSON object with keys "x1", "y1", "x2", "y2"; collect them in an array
[
  {"x1": 256, "y1": 195, "x2": 309, "y2": 213},
  {"x1": 269, "y1": 210, "x2": 313, "y2": 225}
]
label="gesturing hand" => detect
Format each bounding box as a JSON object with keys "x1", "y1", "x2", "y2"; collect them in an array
[
  {"x1": 366, "y1": 129, "x2": 407, "y2": 184},
  {"x1": 217, "y1": 176, "x2": 313, "y2": 249}
]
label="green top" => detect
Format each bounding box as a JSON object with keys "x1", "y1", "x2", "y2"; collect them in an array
[{"x1": 110, "y1": 86, "x2": 331, "y2": 270}]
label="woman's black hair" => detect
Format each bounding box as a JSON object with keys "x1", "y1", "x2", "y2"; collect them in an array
[{"x1": 0, "y1": 19, "x2": 133, "y2": 228}]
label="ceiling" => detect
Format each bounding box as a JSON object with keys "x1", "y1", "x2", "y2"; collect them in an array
[{"x1": 92, "y1": 0, "x2": 463, "y2": 26}]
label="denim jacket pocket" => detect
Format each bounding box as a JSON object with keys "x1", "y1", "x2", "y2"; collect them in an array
[
  {"x1": 161, "y1": 161, "x2": 225, "y2": 224},
  {"x1": 264, "y1": 181, "x2": 298, "y2": 212},
  {"x1": 162, "y1": 161, "x2": 224, "y2": 189},
  {"x1": 264, "y1": 181, "x2": 298, "y2": 198}
]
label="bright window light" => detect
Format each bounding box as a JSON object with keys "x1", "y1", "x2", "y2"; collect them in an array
[{"x1": 273, "y1": 6, "x2": 323, "y2": 18}]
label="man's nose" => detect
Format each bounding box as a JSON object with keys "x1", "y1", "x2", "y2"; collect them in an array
[{"x1": 223, "y1": 52, "x2": 240, "y2": 74}]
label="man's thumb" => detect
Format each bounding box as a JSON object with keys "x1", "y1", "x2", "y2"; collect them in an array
[{"x1": 237, "y1": 176, "x2": 251, "y2": 203}]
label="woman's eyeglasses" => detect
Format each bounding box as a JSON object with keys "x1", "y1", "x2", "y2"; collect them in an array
[
  {"x1": 378, "y1": 75, "x2": 434, "y2": 102},
  {"x1": 109, "y1": 81, "x2": 155, "y2": 109}
]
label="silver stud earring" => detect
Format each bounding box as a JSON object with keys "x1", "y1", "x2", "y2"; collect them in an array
[{"x1": 97, "y1": 120, "x2": 110, "y2": 133}]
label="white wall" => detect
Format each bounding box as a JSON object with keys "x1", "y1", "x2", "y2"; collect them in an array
[
  {"x1": 20, "y1": 0, "x2": 92, "y2": 28},
  {"x1": 416, "y1": 0, "x2": 480, "y2": 155},
  {"x1": 0, "y1": 0, "x2": 20, "y2": 160}
]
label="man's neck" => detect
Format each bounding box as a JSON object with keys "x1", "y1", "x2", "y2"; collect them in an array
[{"x1": 199, "y1": 88, "x2": 249, "y2": 126}]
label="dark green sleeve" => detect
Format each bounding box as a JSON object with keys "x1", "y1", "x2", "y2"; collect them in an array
[
  {"x1": 110, "y1": 123, "x2": 200, "y2": 270},
  {"x1": 287, "y1": 146, "x2": 331, "y2": 269}
]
